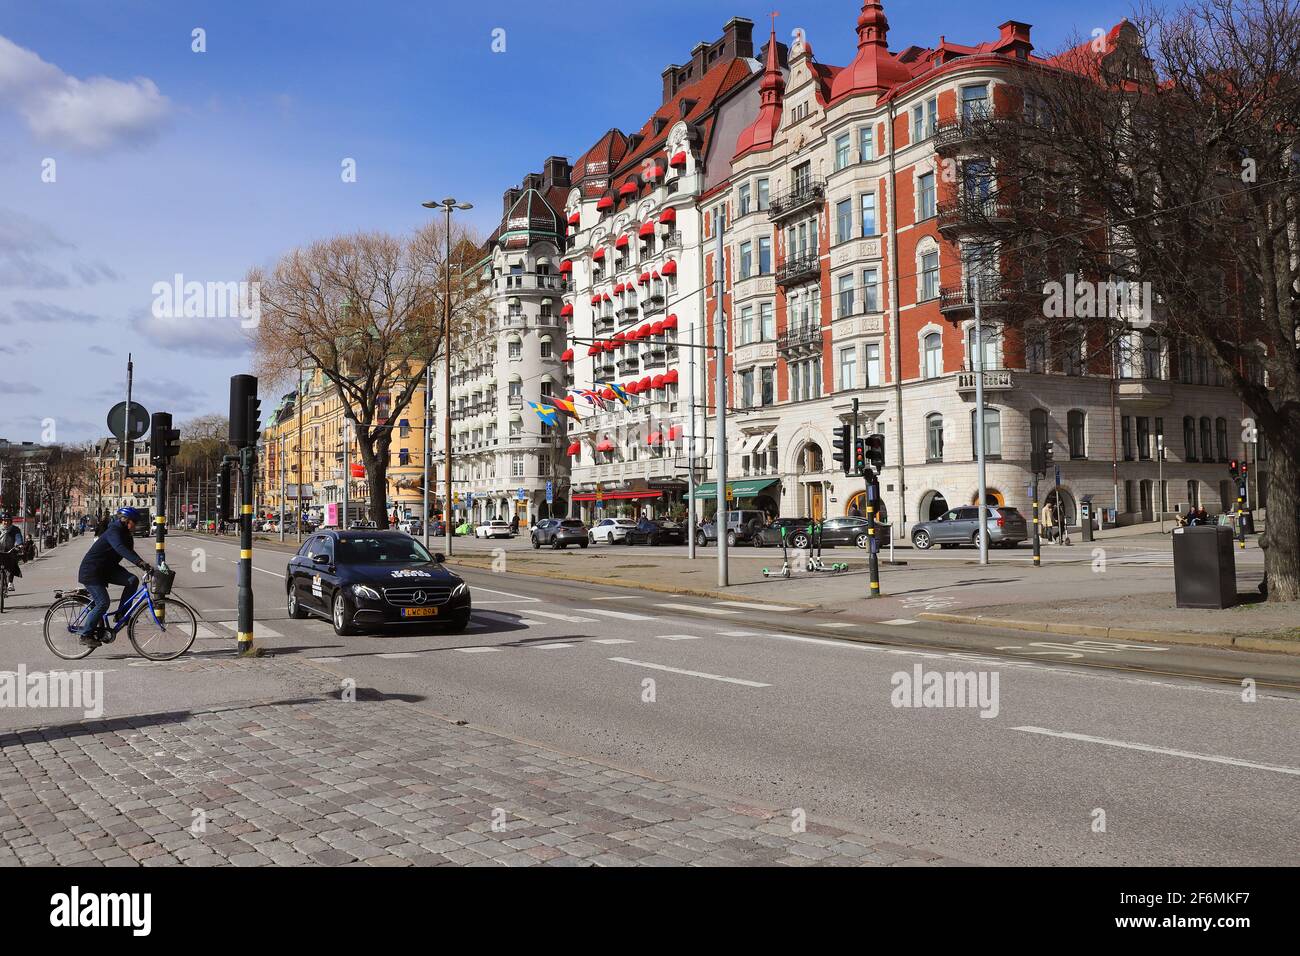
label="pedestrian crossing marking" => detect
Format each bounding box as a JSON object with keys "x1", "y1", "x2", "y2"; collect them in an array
[
  {"x1": 521, "y1": 609, "x2": 598, "y2": 624},
  {"x1": 656, "y1": 634, "x2": 701, "y2": 641},
  {"x1": 377, "y1": 652, "x2": 420, "y2": 659},
  {"x1": 654, "y1": 603, "x2": 740, "y2": 616},
  {"x1": 456, "y1": 647, "x2": 500, "y2": 654},
  {"x1": 592, "y1": 639, "x2": 634, "y2": 645},
  {"x1": 817, "y1": 622, "x2": 856, "y2": 629},
  {"x1": 534, "y1": 643, "x2": 575, "y2": 650},
  {"x1": 882, "y1": 619, "x2": 918, "y2": 626},
  {"x1": 576, "y1": 608, "x2": 656, "y2": 621},
  {"x1": 714, "y1": 601, "x2": 799, "y2": 612}
]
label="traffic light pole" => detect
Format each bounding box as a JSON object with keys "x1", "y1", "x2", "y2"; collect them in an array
[
  {"x1": 237, "y1": 441, "x2": 257, "y2": 656},
  {"x1": 866, "y1": 468, "x2": 880, "y2": 598},
  {"x1": 1031, "y1": 472, "x2": 1041, "y2": 568},
  {"x1": 154, "y1": 462, "x2": 168, "y2": 574}
]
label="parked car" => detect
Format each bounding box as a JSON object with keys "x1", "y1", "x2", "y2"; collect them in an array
[
  {"x1": 626, "y1": 519, "x2": 686, "y2": 546},
  {"x1": 752, "y1": 517, "x2": 815, "y2": 548},
  {"x1": 533, "y1": 519, "x2": 590, "y2": 549},
  {"x1": 589, "y1": 517, "x2": 636, "y2": 544},
  {"x1": 474, "y1": 520, "x2": 512, "y2": 539},
  {"x1": 910, "y1": 506, "x2": 1028, "y2": 550},
  {"x1": 285, "y1": 530, "x2": 470, "y2": 635},
  {"x1": 697, "y1": 510, "x2": 767, "y2": 547},
  {"x1": 397, "y1": 519, "x2": 423, "y2": 535}
]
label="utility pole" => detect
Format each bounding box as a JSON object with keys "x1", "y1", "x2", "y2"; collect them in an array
[
  {"x1": 713, "y1": 206, "x2": 728, "y2": 588},
  {"x1": 229, "y1": 375, "x2": 261, "y2": 657},
  {"x1": 279, "y1": 435, "x2": 286, "y2": 543},
  {"x1": 972, "y1": 270, "x2": 989, "y2": 566},
  {"x1": 342, "y1": 418, "x2": 350, "y2": 528},
  {"x1": 687, "y1": 320, "x2": 697, "y2": 560},
  {"x1": 423, "y1": 359, "x2": 432, "y2": 550},
  {"x1": 1157, "y1": 434, "x2": 1165, "y2": 532},
  {"x1": 297, "y1": 363, "x2": 305, "y2": 543}
]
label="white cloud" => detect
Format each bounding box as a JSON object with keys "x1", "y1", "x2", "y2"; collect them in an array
[
  {"x1": 130, "y1": 309, "x2": 250, "y2": 359},
  {"x1": 0, "y1": 34, "x2": 171, "y2": 152}
]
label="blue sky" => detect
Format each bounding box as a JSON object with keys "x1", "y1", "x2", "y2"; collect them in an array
[{"x1": 0, "y1": 0, "x2": 1138, "y2": 443}]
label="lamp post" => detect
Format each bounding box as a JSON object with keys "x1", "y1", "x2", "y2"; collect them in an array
[{"x1": 422, "y1": 197, "x2": 473, "y2": 557}]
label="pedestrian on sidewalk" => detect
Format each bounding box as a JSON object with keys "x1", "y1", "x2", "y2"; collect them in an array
[
  {"x1": 1041, "y1": 500, "x2": 1056, "y2": 543},
  {"x1": 0, "y1": 514, "x2": 23, "y2": 590}
]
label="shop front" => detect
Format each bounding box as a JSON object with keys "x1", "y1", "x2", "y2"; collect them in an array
[{"x1": 689, "y1": 478, "x2": 781, "y2": 519}]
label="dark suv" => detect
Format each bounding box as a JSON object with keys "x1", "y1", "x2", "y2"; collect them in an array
[
  {"x1": 532, "y1": 519, "x2": 589, "y2": 550},
  {"x1": 911, "y1": 506, "x2": 1028, "y2": 550},
  {"x1": 698, "y1": 510, "x2": 767, "y2": 547}
]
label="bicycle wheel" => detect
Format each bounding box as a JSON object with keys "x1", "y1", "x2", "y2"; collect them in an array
[
  {"x1": 44, "y1": 595, "x2": 96, "y2": 660},
  {"x1": 127, "y1": 595, "x2": 198, "y2": 661}
]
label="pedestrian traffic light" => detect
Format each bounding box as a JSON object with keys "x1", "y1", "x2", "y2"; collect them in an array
[
  {"x1": 149, "y1": 412, "x2": 181, "y2": 465},
  {"x1": 1032, "y1": 440, "x2": 1054, "y2": 476},
  {"x1": 852, "y1": 437, "x2": 867, "y2": 475},
  {"x1": 1229, "y1": 459, "x2": 1239, "y2": 479},
  {"x1": 832, "y1": 424, "x2": 851, "y2": 475},
  {"x1": 228, "y1": 374, "x2": 259, "y2": 449},
  {"x1": 216, "y1": 458, "x2": 233, "y2": 522},
  {"x1": 865, "y1": 433, "x2": 886, "y2": 471}
]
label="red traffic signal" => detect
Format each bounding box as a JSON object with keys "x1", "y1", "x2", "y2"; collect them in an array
[{"x1": 1229, "y1": 459, "x2": 1239, "y2": 478}]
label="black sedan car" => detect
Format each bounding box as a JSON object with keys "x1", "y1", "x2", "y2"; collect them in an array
[
  {"x1": 626, "y1": 519, "x2": 686, "y2": 546},
  {"x1": 752, "y1": 518, "x2": 815, "y2": 548},
  {"x1": 286, "y1": 530, "x2": 471, "y2": 636},
  {"x1": 532, "y1": 519, "x2": 590, "y2": 549}
]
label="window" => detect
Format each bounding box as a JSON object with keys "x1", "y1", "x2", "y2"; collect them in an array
[
  {"x1": 1135, "y1": 417, "x2": 1150, "y2": 460},
  {"x1": 739, "y1": 305, "x2": 754, "y2": 346},
  {"x1": 838, "y1": 274, "x2": 855, "y2": 317},
  {"x1": 834, "y1": 134, "x2": 851, "y2": 170},
  {"x1": 859, "y1": 126, "x2": 875, "y2": 162},
  {"x1": 756, "y1": 178, "x2": 769, "y2": 210},
  {"x1": 1030, "y1": 409, "x2": 1049, "y2": 453},
  {"x1": 858, "y1": 193, "x2": 878, "y2": 238},
  {"x1": 1063, "y1": 333, "x2": 1083, "y2": 376},
  {"x1": 1183, "y1": 416, "x2": 1197, "y2": 461},
  {"x1": 1215, "y1": 417, "x2": 1228, "y2": 462},
  {"x1": 792, "y1": 162, "x2": 811, "y2": 192},
  {"x1": 738, "y1": 183, "x2": 751, "y2": 216},
  {"x1": 836, "y1": 199, "x2": 853, "y2": 243},
  {"x1": 1026, "y1": 328, "x2": 1047, "y2": 373},
  {"x1": 539, "y1": 337, "x2": 552, "y2": 359},
  {"x1": 839, "y1": 346, "x2": 857, "y2": 390},
  {"x1": 1199, "y1": 417, "x2": 1213, "y2": 463},
  {"x1": 511, "y1": 453, "x2": 524, "y2": 478},
  {"x1": 760, "y1": 302, "x2": 774, "y2": 341},
  {"x1": 758, "y1": 236, "x2": 771, "y2": 274},
  {"x1": 740, "y1": 370, "x2": 754, "y2": 408},
  {"x1": 961, "y1": 84, "x2": 989, "y2": 120},
  {"x1": 760, "y1": 366, "x2": 775, "y2": 406},
  {"x1": 911, "y1": 97, "x2": 936, "y2": 142},
  {"x1": 918, "y1": 172, "x2": 936, "y2": 219},
  {"x1": 1142, "y1": 333, "x2": 1161, "y2": 379},
  {"x1": 865, "y1": 343, "x2": 881, "y2": 387},
  {"x1": 508, "y1": 338, "x2": 522, "y2": 360},
  {"x1": 921, "y1": 251, "x2": 939, "y2": 300},
  {"x1": 965, "y1": 323, "x2": 999, "y2": 371},
  {"x1": 1121, "y1": 416, "x2": 1133, "y2": 461},
  {"x1": 1187, "y1": 480, "x2": 1200, "y2": 509},
  {"x1": 971, "y1": 407, "x2": 1002, "y2": 458},
  {"x1": 398, "y1": 419, "x2": 410, "y2": 438},
  {"x1": 927, "y1": 414, "x2": 944, "y2": 461},
  {"x1": 1068, "y1": 410, "x2": 1086, "y2": 459},
  {"x1": 923, "y1": 332, "x2": 943, "y2": 379},
  {"x1": 398, "y1": 448, "x2": 410, "y2": 466},
  {"x1": 739, "y1": 241, "x2": 753, "y2": 279},
  {"x1": 862, "y1": 268, "x2": 879, "y2": 312}
]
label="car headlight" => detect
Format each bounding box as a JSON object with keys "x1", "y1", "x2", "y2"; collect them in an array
[
  {"x1": 450, "y1": 581, "x2": 468, "y2": 598},
  {"x1": 352, "y1": 584, "x2": 381, "y2": 600}
]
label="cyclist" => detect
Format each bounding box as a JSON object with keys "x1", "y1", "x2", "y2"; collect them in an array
[
  {"x1": 74, "y1": 507, "x2": 153, "y2": 647},
  {"x1": 0, "y1": 514, "x2": 23, "y2": 591}
]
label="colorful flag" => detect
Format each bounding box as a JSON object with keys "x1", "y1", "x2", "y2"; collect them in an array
[
  {"x1": 527, "y1": 401, "x2": 559, "y2": 427},
  {"x1": 542, "y1": 394, "x2": 582, "y2": 421},
  {"x1": 598, "y1": 381, "x2": 631, "y2": 406},
  {"x1": 571, "y1": 388, "x2": 607, "y2": 410}
]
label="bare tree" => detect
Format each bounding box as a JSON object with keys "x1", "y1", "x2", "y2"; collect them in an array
[
  {"x1": 950, "y1": 0, "x2": 1299, "y2": 600},
  {"x1": 248, "y1": 222, "x2": 484, "y2": 525}
]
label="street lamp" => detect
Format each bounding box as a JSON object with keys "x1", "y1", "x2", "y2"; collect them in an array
[{"x1": 422, "y1": 197, "x2": 473, "y2": 557}]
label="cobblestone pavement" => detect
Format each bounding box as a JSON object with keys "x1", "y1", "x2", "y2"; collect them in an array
[{"x1": 0, "y1": 689, "x2": 977, "y2": 867}]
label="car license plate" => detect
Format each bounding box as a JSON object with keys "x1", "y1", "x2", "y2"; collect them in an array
[{"x1": 401, "y1": 607, "x2": 439, "y2": 618}]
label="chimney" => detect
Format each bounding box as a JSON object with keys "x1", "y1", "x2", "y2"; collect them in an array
[
  {"x1": 722, "y1": 17, "x2": 754, "y2": 59},
  {"x1": 995, "y1": 20, "x2": 1033, "y2": 57},
  {"x1": 543, "y1": 155, "x2": 571, "y2": 188},
  {"x1": 662, "y1": 65, "x2": 679, "y2": 104},
  {"x1": 502, "y1": 186, "x2": 522, "y2": 218}
]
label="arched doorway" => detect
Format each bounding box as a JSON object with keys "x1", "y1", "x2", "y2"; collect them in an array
[
  {"x1": 752, "y1": 493, "x2": 779, "y2": 517},
  {"x1": 968, "y1": 488, "x2": 1005, "y2": 506},
  {"x1": 1045, "y1": 487, "x2": 1078, "y2": 525},
  {"x1": 845, "y1": 491, "x2": 889, "y2": 523},
  {"x1": 919, "y1": 491, "x2": 949, "y2": 521}
]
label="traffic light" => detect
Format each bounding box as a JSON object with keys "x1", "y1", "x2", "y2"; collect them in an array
[
  {"x1": 852, "y1": 437, "x2": 867, "y2": 475},
  {"x1": 1032, "y1": 440, "x2": 1055, "y2": 476},
  {"x1": 865, "y1": 433, "x2": 886, "y2": 471},
  {"x1": 832, "y1": 424, "x2": 852, "y2": 475},
  {"x1": 1229, "y1": 459, "x2": 1239, "y2": 479},
  {"x1": 149, "y1": 412, "x2": 181, "y2": 465},
  {"x1": 216, "y1": 458, "x2": 233, "y2": 522},
  {"x1": 228, "y1": 374, "x2": 260, "y2": 449}
]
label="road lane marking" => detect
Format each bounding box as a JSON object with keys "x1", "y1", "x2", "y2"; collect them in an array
[
  {"x1": 522, "y1": 610, "x2": 599, "y2": 624},
  {"x1": 714, "y1": 601, "x2": 799, "y2": 612},
  {"x1": 607, "y1": 658, "x2": 770, "y2": 688},
  {"x1": 654, "y1": 603, "x2": 740, "y2": 616},
  {"x1": 377, "y1": 653, "x2": 419, "y2": 659},
  {"x1": 577, "y1": 608, "x2": 656, "y2": 621},
  {"x1": 470, "y1": 586, "x2": 541, "y2": 604},
  {"x1": 517, "y1": 620, "x2": 544, "y2": 627},
  {"x1": 656, "y1": 634, "x2": 701, "y2": 641},
  {"x1": 589, "y1": 595, "x2": 638, "y2": 600},
  {"x1": 592, "y1": 639, "x2": 634, "y2": 645},
  {"x1": 817, "y1": 622, "x2": 857, "y2": 629},
  {"x1": 534, "y1": 643, "x2": 574, "y2": 650},
  {"x1": 308, "y1": 656, "x2": 342, "y2": 663},
  {"x1": 1012, "y1": 726, "x2": 1300, "y2": 777},
  {"x1": 456, "y1": 647, "x2": 500, "y2": 654},
  {"x1": 882, "y1": 619, "x2": 919, "y2": 626}
]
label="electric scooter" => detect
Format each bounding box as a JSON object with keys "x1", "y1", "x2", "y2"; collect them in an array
[
  {"x1": 806, "y1": 521, "x2": 848, "y2": 573},
  {"x1": 761, "y1": 525, "x2": 793, "y2": 578}
]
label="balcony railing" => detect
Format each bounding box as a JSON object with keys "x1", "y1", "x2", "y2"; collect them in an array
[
  {"x1": 956, "y1": 370, "x2": 1014, "y2": 391},
  {"x1": 768, "y1": 178, "x2": 826, "y2": 220},
  {"x1": 933, "y1": 114, "x2": 1016, "y2": 153},
  {"x1": 496, "y1": 273, "x2": 565, "y2": 292},
  {"x1": 616, "y1": 357, "x2": 640, "y2": 374},
  {"x1": 938, "y1": 280, "x2": 1020, "y2": 315},
  {"x1": 776, "y1": 252, "x2": 820, "y2": 287},
  {"x1": 937, "y1": 196, "x2": 1013, "y2": 235},
  {"x1": 777, "y1": 323, "x2": 823, "y2": 353}
]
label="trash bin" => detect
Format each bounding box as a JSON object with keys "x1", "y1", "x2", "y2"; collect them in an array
[
  {"x1": 1241, "y1": 511, "x2": 1255, "y2": 535},
  {"x1": 1172, "y1": 525, "x2": 1237, "y2": 609}
]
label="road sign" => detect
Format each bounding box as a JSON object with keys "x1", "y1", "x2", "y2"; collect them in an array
[
  {"x1": 516, "y1": 487, "x2": 526, "y2": 502},
  {"x1": 545, "y1": 481, "x2": 553, "y2": 504},
  {"x1": 1054, "y1": 465, "x2": 1061, "y2": 486},
  {"x1": 725, "y1": 483, "x2": 734, "y2": 501},
  {"x1": 106, "y1": 401, "x2": 150, "y2": 443}
]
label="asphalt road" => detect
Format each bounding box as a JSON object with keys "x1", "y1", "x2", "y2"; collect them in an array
[{"x1": 5, "y1": 531, "x2": 1297, "y2": 866}]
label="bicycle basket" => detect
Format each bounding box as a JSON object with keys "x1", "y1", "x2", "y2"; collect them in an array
[{"x1": 151, "y1": 569, "x2": 176, "y2": 598}]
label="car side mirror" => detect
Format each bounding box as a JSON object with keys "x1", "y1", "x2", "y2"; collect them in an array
[
  {"x1": 434, "y1": 553, "x2": 446, "y2": 563},
  {"x1": 312, "y1": 553, "x2": 329, "y2": 565}
]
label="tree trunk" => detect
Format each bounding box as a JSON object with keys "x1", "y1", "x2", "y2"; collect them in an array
[{"x1": 1264, "y1": 440, "x2": 1299, "y2": 602}]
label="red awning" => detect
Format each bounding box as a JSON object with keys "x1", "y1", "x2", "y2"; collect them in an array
[
  {"x1": 670, "y1": 151, "x2": 687, "y2": 167},
  {"x1": 612, "y1": 283, "x2": 623, "y2": 294},
  {"x1": 651, "y1": 320, "x2": 665, "y2": 334},
  {"x1": 665, "y1": 368, "x2": 679, "y2": 384},
  {"x1": 566, "y1": 441, "x2": 581, "y2": 456},
  {"x1": 652, "y1": 374, "x2": 666, "y2": 390},
  {"x1": 615, "y1": 234, "x2": 629, "y2": 249},
  {"x1": 663, "y1": 314, "x2": 678, "y2": 329},
  {"x1": 638, "y1": 376, "x2": 652, "y2": 391},
  {"x1": 560, "y1": 303, "x2": 574, "y2": 316},
  {"x1": 561, "y1": 348, "x2": 574, "y2": 362},
  {"x1": 567, "y1": 212, "x2": 581, "y2": 226},
  {"x1": 596, "y1": 439, "x2": 616, "y2": 453},
  {"x1": 619, "y1": 181, "x2": 638, "y2": 196},
  {"x1": 560, "y1": 259, "x2": 573, "y2": 274},
  {"x1": 659, "y1": 207, "x2": 677, "y2": 225},
  {"x1": 667, "y1": 424, "x2": 682, "y2": 440},
  {"x1": 625, "y1": 381, "x2": 639, "y2": 395},
  {"x1": 604, "y1": 340, "x2": 617, "y2": 352},
  {"x1": 637, "y1": 221, "x2": 654, "y2": 238},
  {"x1": 596, "y1": 196, "x2": 614, "y2": 210},
  {"x1": 590, "y1": 295, "x2": 601, "y2": 306},
  {"x1": 572, "y1": 490, "x2": 662, "y2": 503},
  {"x1": 350, "y1": 463, "x2": 365, "y2": 478},
  {"x1": 593, "y1": 247, "x2": 606, "y2": 260},
  {"x1": 652, "y1": 271, "x2": 660, "y2": 280},
  {"x1": 638, "y1": 272, "x2": 651, "y2": 284},
  {"x1": 648, "y1": 432, "x2": 663, "y2": 445},
  {"x1": 602, "y1": 293, "x2": 612, "y2": 302},
  {"x1": 661, "y1": 259, "x2": 678, "y2": 276},
  {"x1": 587, "y1": 344, "x2": 601, "y2": 356},
  {"x1": 601, "y1": 387, "x2": 616, "y2": 401},
  {"x1": 644, "y1": 162, "x2": 665, "y2": 180}
]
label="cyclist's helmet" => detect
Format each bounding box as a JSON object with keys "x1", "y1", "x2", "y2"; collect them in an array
[{"x1": 116, "y1": 507, "x2": 143, "y2": 522}]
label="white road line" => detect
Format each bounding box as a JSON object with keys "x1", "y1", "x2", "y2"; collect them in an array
[
  {"x1": 377, "y1": 653, "x2": 420, "y2": 659},
  {"x1": 470, "y1": 586, "x2": 541, "y2": 603},
  {"x1": 592, "y1": 638, "x2": 635, "y2": 645},
  {"x1": 882, "y1": 619, "x2": 919, "y2": 626},
  {"x1": 210, "y1": 621, "x2": 283, "y2": 638},
  {"x1": 656, "y1": 634, "x2": 702, "y2": 641},
  {"x1": 456, "y1": 646, "x2": 500, "y2": 654},
  {"x1": 714, "y1": 600, "x2": 800, "y2": 612},
  {"x1": 608, "y1": 658, "x2": 770, "y2": 688},
  {"x1": 577, "y1": 608, "x2": 656, "y2": 621},
  {"x1": 654, "y1": 603, "x2": 740, "y2": 616},
  {"x1": 1013, "y1": 726, "x2": 1300, "y2": 777},
  {"x1": 517, "y1": 620, "x2": 544, "y2": 627},
  {"x1": 817, "y1": 622, "x2": 857, "y2": 629},
  {"x1": 522, "y1": 609, "x2": 599, "y2": 624},
  {"x1": 308, "y1": 656, "x2": 342, "y2": 663},
  {"x1": 534, "y1": 643, "x2": 574, "y2": 650},
  {"x1": 589, "y1": 595, "x2": 638, "y2": 600}
]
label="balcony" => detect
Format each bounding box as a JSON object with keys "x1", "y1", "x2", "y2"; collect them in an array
[
  {"x1": 937, "y1": 196, "x2": 1013, "y2": 237},
  {"x1": 594, "y1": 315, "x2": 615, "y2": 334},
  {"x1": 508, "y1": 396, "x2": 523, "y2": 409},
  {"x1": 617, "y1": 357, "x2": 640, "y2": 374},
  {"x1": 768, "y1": 178, "x2": 826, "y2": 221},
  {"x1": 496, "y1": 272, "x2": 565, "y2": 293},
  {"x1": 595, "y1": 362, "x2": 617, "y2": 380},
  {"x1": 933, "y1": 114, "x2": 1017, "y2": 154},
  {"x1": 939, "y1": 280, "x2": 1028, "y2": 317},
  {"x1": 776, "y1": 252, "x2": 820, "y2": 288},
  {"x1": 777, "y1": 323, "x2": 823, "y2": 355},
  {"x1": 956, "y1": 369, "x2": 1014, "y2": 392},
  {"x1": 641, "y1": 347, "x2": 666, "y2": 370},
  {"x1": 1116, "y1": 379, "x2": 1173, "y2": 409}
]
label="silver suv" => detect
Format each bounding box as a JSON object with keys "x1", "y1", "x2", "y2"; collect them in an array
[{"x1": 910, "y1": 506, "x2": 1029, "y2": 550}]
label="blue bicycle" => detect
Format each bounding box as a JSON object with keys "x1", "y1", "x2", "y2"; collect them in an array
[{"x1": 43, "y1": 568, "x2": 199, "y2": 661}]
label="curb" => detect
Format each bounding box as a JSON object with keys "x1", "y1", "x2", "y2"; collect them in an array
[{"x1": 917, "y1": 611, "x2": 1300, "y2": 656}]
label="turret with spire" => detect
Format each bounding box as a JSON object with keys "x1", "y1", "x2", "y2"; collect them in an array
[
  {"x1": 830, "y1": 0, "x2": 912, "y2": 101},
  {"x1": 733, "y1": 17, "x2": 787, "y2": 160}
]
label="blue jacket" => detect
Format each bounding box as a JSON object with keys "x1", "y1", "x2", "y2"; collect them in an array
[{"x1": 78, "y1": 520, "x2": 148, "y2": 581}]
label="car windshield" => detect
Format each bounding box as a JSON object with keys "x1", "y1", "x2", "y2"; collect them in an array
[
  {"x1": 561, "y1": 520, "x2": 585, "y2": 528},
  {"x1": 336, "y1": 536, "x2": 433, "y2": 565}
]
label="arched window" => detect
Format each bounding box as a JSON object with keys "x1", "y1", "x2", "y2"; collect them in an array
[
  {"x1": 970, "y1": 407, "x2": 1001, "y2": 458},
  {"x1": 923, "y1": 332, "x2": 943, "y2": 379},
  {"x1": 1068, "y1": 410, "x2": 1086, "y2": 459},
  {"x1": 1183, "y1": 416, "x2": 1197, "y2": 461},
  {"x1": 539, "y1": 335, "x2": 553, "y2": 359},
  {"x1": 926, "y1": 414, "x2": 944, "y2": 461},
  {"x1": 1030, "y1": 409, "x2": 1049, "y2": 453},
  {"x1": 965, "y1": 323, "x2": 999, "y2": 371}
]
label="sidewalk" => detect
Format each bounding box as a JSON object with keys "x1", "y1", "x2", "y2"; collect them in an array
[{"x1": 0, "y1": 670, "x2": 976, "y2": 867}]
